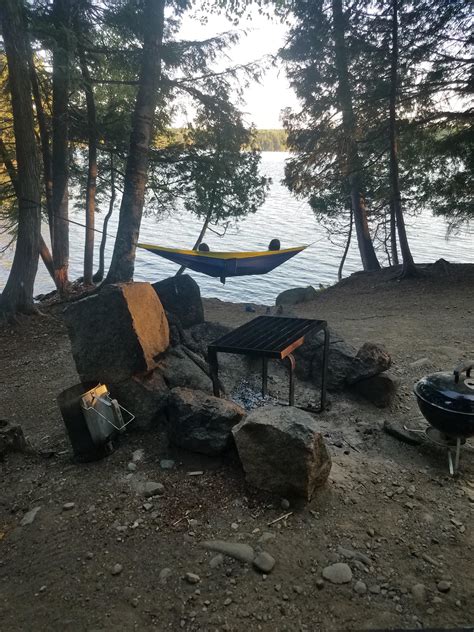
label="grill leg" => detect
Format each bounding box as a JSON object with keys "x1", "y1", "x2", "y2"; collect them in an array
[
  {"x1": 285, "y1": 353, "x2": 296, "y2": 406},
  {"x1": 208, "y1": 349, "x2": 220, "y2": 397},
  {"x1": 320, "y1": 325, "x2": 329, "y2": 411},
  {"x1": 262, "y1": 357, "x2": 268, "y2": 398}
]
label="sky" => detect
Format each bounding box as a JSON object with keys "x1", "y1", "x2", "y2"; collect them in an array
[{"x1": 176, "y1": 9, "x2": 299, "y2": 129}]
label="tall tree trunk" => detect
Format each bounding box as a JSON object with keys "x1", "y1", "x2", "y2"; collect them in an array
[
  {"x1": 389, "y1": 0, "x2": 416, "y2": 277},
  {"x1": 51, "y1": 0, "x2": 72, "y2": 294},
  {"x1": 105, "y1": 0, "x2": 166, "y2": 284},
  {"x1": 93, "y1": 152, "x2": 116, "y2": 283},
  {"x1": 338, "y1": 206, "x2": 353, "y2": 281},
  {"x1": 0, "y1": 0, "x2": 41, "y2": 314},
  {"x1": 332, "y1": 0, "x2": 380, "y2": 272},
  {"x1": 78, "y1": 44, "x2": 97, "y2": 285},
  {"x1": 0, "y1": 136, "x2": 55, "y2": 281},
  {"x1": 27, "y1": 43, "x2": 54, "y2": 242},
  {"x1": 390, "y1": 201, "x2": 399, "y2": 266}
]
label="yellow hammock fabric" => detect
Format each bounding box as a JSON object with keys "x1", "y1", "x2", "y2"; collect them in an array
[{"x1": 138, "y1": 243, "x2": 308, "y2": 282}]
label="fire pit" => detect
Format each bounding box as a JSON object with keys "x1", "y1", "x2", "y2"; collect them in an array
[{"x1": 411, "y1": 361, "x2": 474, "y2": 474}]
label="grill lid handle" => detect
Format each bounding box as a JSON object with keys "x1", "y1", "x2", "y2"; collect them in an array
[{"x1": 454, "y1": 361, "x2": 474, "y2": 383}]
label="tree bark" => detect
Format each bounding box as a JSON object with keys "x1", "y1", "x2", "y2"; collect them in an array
[
  {"x1": 93, "y1": 152, "x2": 116, "y2": 283},
  {"x1": 26, "y1": 41, "x2": 54, "y2": 242},
  {"x1": 78, "y1": 44, "x2": 97, "y2": 285},
  {"x1": 0, "y1": 0, "x2": 41, "y2": 314},
  {"x1": 51, "y1": 0, "x2": 72, "y2": 293},
  {"x1": 390, "y1": 201, "x2": 399, "y2": 266},
  {"x1": 0, "y1": 136, "x2": 55, "y2": 282},
  {"x1": 331, "y1": 0, "x2": 380, "y2": 272},
  {"x1": 338, "y1": 206, "x2": 353, "y2": 281},
  {"x1": 105, "y1": 0, "x2": 166, "y2": 284},
  {"x1": 389, "y1": 0, "x2": 416, "y2": 276}
]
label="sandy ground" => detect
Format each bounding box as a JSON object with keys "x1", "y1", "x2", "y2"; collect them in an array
[{"x1": 1, "y1": 262, "x2": 474, "y2": 632}]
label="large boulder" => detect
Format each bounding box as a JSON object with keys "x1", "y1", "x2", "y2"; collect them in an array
[
  {"x1": 182, "y1": 322, "x2": 232, "y2": 359},
  {"x1": 167, "y1": 387, "x2": 245, "y2": 455},
  {"x1": 157, "y1": 346, "x2": 213, "y2": 392},
  {"x1": 232, "y1": 406, "x2": 331, "y2": 500},
  {"x1": 152, "y1": 275, "x2": 204, "y2": 329},
  {"x1": 64, "y1": 282, "x2": 169, "y2": 383},
  {"x1": 276, "y1": 286, "x2": 318, "y2": 307},
  {"x1": 346, "y1": 342, "x2": 391, "y2": 385},
  {"x1": 0, "y1": 420, "x2": 27, "y2": 456},
  {"x1": 110, "y1": 370, "x2": 169, "y2": 429},
  {"x1": 295, "y1": 328, "x2": 357, "y2": 390}
]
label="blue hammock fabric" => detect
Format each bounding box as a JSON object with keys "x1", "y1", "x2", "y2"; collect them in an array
[{"x1": 137, "y1": 243, "x2": 308, "y2": 280}]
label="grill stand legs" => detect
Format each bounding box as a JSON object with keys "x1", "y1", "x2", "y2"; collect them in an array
[{"x1": 448, "y1": 438, "x2": 462, "y2": 476}]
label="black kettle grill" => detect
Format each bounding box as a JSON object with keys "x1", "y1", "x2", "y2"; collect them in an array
[{"x1": 413, "y1": 361, "x2": 474, "y2": 474}]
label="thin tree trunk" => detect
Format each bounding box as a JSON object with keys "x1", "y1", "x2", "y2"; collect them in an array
[
  {"x1": 390, "y1": 201, "x2": 399, "y2": 265},
  {"x1": 27, "y1": 41, "x2": 54, "y2": 243},
  {"x1": 338, "y1": 206, "x2": 353, "y2": 281},
  {"x1": 51, "y1": 0, "x2": 72, "y2": 294},
  {"x1": 389, "y1": 0, "x2": 416, "y2": 277},
  {"x1": 0, "y1": 136, "x2": 55, "y2": 282},
  {"x1": 93, "y1": 152, "x2": 116, "y2": 282},
  {"x1": 0, "y1": 0, "x2": 41, "y2": 314},
  {"x1": 105, "y1": 0, "x2": 166, "y2": 284},
  {"x1": 176, "y1": 212, "x2": 212, "y2": 276},
  {"x1": 332, "y1": 0, "x2": 380, "y2": 272},
  {"x1": 78, "y1": 44, "x2": 97, "y2": 285}
]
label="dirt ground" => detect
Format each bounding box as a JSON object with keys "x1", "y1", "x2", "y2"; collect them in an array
[{"x1": 1, "y1": 262, "x2": 474, "y2": 632}]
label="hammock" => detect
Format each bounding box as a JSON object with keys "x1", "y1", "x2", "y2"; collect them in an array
[{"x1": 137, "y1": 243, "x2": 308, "y2": 283}]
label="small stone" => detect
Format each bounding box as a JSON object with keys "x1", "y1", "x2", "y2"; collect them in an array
[
  {"x1": 201, "y1": 540, "x2": 255, "y2": 563},
  {"x1": 185, "y1": 573, "x2": 200, "y2": 584},
  {"x1": 322, "y1": 563, "x2": 352, "y2": 584},
  {"x1": 437, "y1": 581, "x2": 451, "y2": 593},
  {"x1": 62, "y1": 502, "x2": 75, "y2": 511},
  {"x1": 224, "y1": 597, "x2": 232, "y2": 606},
  {"x1": 131, "y1": 598, "x2": 139, "y2": 608},
  {"x1": 230, "y1": 522, "x2": 239, "y2": 530},
  {"x1": 143, "y1": 482, "x2": 165, "y2": 498},
  {"x1": 187, "y1": 471, "x2": 203, "y2": 476},
  {"x1": 160, "y1": 459, "x2": 175, "y2": 470},
  {"x1": 367, "y1": 528, "x2": 375, "y2": 537},
  {"x1": 111, "y1": 564, "x2": 123, "y2": 576},
  {"x1": 159, "y1": 568, "x2": 172, "y2": 584},
  {"x1": 411, "y1": 583, "x2": 427, "y2": 603},
  {"x1": 293, "y1": 585, "x2": 303, "y2": 594},
  {"x1": 132, "y1": 449, "x2": 144, "y2": 462},
  {"x1": 253, "y1": 552, "x2": 276, "y2": 574},
  {"x1": 280, "y1": 499, "x2": 290, "y2": 510},
  {"x1": 354, "y1": 580, "x2": 367, "y2": 595},
  {"x1": 127, "y1": 462, "x2": 137, "y2": 471},
  {"x1": 86, "y1": 552, "x2": 94, "y2": 559},
  {"x1": 369, "y1": 585, "x2": 381, "y2": 595},
  {"x1": 20, "y1": 506, "x2": 41, "y2": 526},
  {"x1": 315, "y1": 579, "x2": 324, "y2": 590},
  {"x1": 209, "y1": 554, "x2": 224, "y2": 569},
  {"x1": 258, "y1": 532, "x2": 275, "y2": 545},
  {"x1": 143, "y1": 503, "x2": 153, "y2": 511}
]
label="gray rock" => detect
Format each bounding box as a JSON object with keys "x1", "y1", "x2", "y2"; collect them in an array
[
  {"x1": 0, "y1": 421, "x2": 27, "y2": 456},
  {"x1": 346, "y1": 342, "x2": 392, "y2": 385},
  {"x1": 20, "y1": 506, "x2": 41, "y2": 526},
  {"x1": 201, "y1": 540, "x2": 255, "y2": 563},
  {"x1": 253, "y1": 552, "x2": 276, "y2": 574},
  {"x1": 437, "y1": 581, "x2": 451, "y2": 593},
  {"x1": 258, "y1": 532, "x2": 276, "y2": 545},
  {"x1": 111, "y1": 563, "x2": 123, "y2": 576},
  {"x1": 232, "y1": 406, "x2": 331, "y2": 500},
  {"x1": 158, "y1": 346, "x2": 213, "y2": 393},
  {"x1": 152, "y1": 275, "x2": 204, "y2": 330},
  {"x1": 110, "y1": 370, "x2": 169, "y2": 429},
  {"x1": 62, "y1": 502, "x2": 75, "y2": 511},
  {"x1": 63, "y1": 282, "x2": 169, "y2": 383},
  {"x1": 275, "y1": 286, "x2": 318, "y2": 307},
  {"x1": 322, "y1": 563, "x2": 352, "y2": 584},
  {"x1": 369, "y1": 584, "x2": 381, "y2": 594},
  {"x1": 127, "y1": 462, "x2": 137, "y2": 472},
  {"x1": 280, "y1": 498, "x2": 290, "y2": 510},
  {"x1": 185, "y1": 572, "x2": 200, "y2": 584},
  {"x1": 159, "y1": 568, "x2": 172, "y2": 584},
  {"x1": 412, "y1": 583, "x2": 427, "y2": 603},
  {"x1": 316, "y1": 578, "x2": 325, "y2": 590},
  {"x1": 209, "y1": 554, "x2": 224, "y2": 569},
  {"x1": 351, "y1": 372, "x2": 399, "y2": 408},
  {"x1": 410, "y1": 357, "x2": 430, "y2": 369},
  {"x1": 142, "y1": 482, "x2": 165, "y2": 498},
  {"x1": 168, "y1": 387, "x2": 245, "y2": 455},
  {"x1": 160, "y1": 459, "x2": 175, "y2": 470},
  {"x1": 354, "y1": 580, "x2": 367, "y2": 595},
  {"x1": 182, "y1": 322, "x2": 232, "y2": 359}
]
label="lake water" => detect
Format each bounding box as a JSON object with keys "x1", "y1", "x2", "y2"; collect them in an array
[{"x1": 0, "y1": 152, "x2": 472, "y2": 305}]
